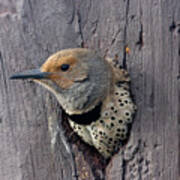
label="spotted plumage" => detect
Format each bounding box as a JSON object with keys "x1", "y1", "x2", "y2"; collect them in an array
[{"x1": 10, "y1": 48, "x2": 136, "y2": 159}]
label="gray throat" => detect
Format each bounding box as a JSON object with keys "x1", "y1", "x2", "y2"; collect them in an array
[{"x1": 55, "y1": 81, "x2": 101, "y2": 115}]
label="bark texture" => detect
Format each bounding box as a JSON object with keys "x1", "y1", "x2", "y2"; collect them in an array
[{"x1": 0, "y1": 0, "x2": 179, "y2": 180}]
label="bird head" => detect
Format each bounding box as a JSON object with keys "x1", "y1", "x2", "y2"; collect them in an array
[{"x1": 10, "y1": 48, "x2": 112, "y2": 115}]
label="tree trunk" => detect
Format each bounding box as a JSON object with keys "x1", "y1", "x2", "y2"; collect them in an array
[{"x1": 0, "y1": 0, "x2": 179, "y2": 179}]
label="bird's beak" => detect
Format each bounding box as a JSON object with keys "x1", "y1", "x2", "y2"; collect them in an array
[{"x1": 10, "y1": 69, "x2": 51, "y2": 80}]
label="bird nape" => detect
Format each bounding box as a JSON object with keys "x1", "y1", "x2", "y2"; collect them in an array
[{"x1": 10, "y1": 48, "x2": 136, "y2": 159}]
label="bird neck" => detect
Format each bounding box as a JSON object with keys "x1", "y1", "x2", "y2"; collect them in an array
[
  {"x1": 55, "y1": 81, "x2": 103, "y2": 115},
  {"x1": 65, "y1": 102, "x2": 102, "y2": 125}
]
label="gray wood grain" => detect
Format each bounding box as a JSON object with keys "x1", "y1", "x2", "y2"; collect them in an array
[{"x1": 0, "y1": 0, "x2": 179, "y2": 180}]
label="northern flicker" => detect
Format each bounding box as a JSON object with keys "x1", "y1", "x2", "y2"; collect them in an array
[{"x1": 10, "y1": 48, "x2": 136, "y2": 159}]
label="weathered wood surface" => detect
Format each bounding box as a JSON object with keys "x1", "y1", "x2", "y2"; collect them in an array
[{"x1": 0, "y1": 0, "x2": 179, "y2": 180}]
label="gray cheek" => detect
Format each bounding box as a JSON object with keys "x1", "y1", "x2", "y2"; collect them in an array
[{"x1": 65, "y1": 82, "x2": 94, "y2": 111}]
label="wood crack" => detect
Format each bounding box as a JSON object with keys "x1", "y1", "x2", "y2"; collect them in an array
[
  {"x1": 136, "y1": 23, "x2": 143, "y2": 50},
  {"x1": 136, "y1": 1, "x2": 144, "y2": 50},
  {"x1": 77, "y1": 10, "x2": 85, "y2": 48},
  {"x1": 122, "y1": 0, "x2": 130, "y2": 69}
]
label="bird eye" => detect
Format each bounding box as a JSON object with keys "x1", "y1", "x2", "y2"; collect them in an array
[{"x1": 60, "y1": 64, "x2": 70, "y2": 71}]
